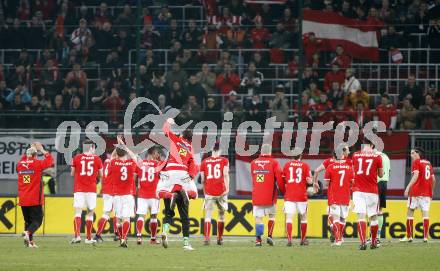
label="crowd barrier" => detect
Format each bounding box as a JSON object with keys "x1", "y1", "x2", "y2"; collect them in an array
[{"x1": 1, "y1": 197, "x2": 439, "y2": 239}]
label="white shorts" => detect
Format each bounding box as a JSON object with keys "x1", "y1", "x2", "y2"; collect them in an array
[
  {"x1": 352, "y1": 191, "x2": 379, "y2": 217},
  {"x1": 328, "y1": 204, "x2": 350, "y2": 219},
  {"x1": 114, "y1": 195, "x2": 135, "y2": 218},
  {"x1": 253, "y1": 205, "x2": 276, "y2": 217},
  {"x1": 204, "y1": 195, "x2": 228, "y2": 212},
  {"x1": 156, "y1": 170, "x2": 198, "y2": 198},
  {"x1": 408, "y1": 196, "x2": 431, "y2": 212},
  {"x1": 284, "y1": 201, "x2": 308, "y2": 215},
  {"x1": 102, "y1": 194, "x2": 114, "y2": 213},
  {"x1": 73, "y1": 192, "x2": 97, "y2": 210},
  {"x1": 136, "y1": 198, "x2": 160, "y2": 215}
]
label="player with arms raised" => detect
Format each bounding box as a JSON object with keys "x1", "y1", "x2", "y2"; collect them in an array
[
  {"x1": 108, "y1": 142, "x2": 137, "y2": 248},
  {"x1": 70, "y1": 139, "x2": 103, "y2": 244},
  {"x1": 200, "y1": 142, "x2": 230, "y2": 246},
  {"x1": 157, "y1": 118, "x2": 198, "y2": 251},
  {"x1": 251, "y1": 144, "x2": 284, "y2": 246},
  {"x1": 94, "y1": 149, "x2": 120, "y2": 242},
  {"x1": 324, "y1": 149, "x2": 354, "y2": 246},
  {"x1": 401, "y1": 148, "x2": 436, "y2": 243},
  {"x1": 352, "y1": 138, "x2": 383, "y2": 250},
  {"x1": 135, "y1": 146, "x2": 163, "y2": 245}
]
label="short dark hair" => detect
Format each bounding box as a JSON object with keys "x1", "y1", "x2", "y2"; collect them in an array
[
  {"x1": 213, "y1": 142, "x2": 220, "y2": 152},
  {"x1": 412, "y1": 147, "x2": 424, "y2": 157},
  {"x1": 182, "y1": 129, "x2": 193, "y2": 141},
  {"x1": 293, "y1": 153, "x2": 302, "y2": 160},
  {"x1": 381, "y1": 93, "x2": 389, "y2": 99},
  {"x1": 115, "y1": 147, "x2": 127, "y2": 157},
  {"x1": 362, "y1": 137, "x2": 374, "y2": 147},
  {"x1": 83, "y1": 139, "x2": 96, "y2": 151}
]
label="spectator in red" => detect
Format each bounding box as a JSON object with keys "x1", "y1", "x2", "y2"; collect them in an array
[
  {"x1": 327, "y1": 82, "x2": 346, "y2": 106},
  {"x1": 352, "y1": 101, "x2": 372, "y2": 128},
  {"x1": 293, "y1": 93, "x2": 313, "y2": 123},
  {"x1": 331, "y1": 45, "x2": 352, "y2": 71},
  {"x1": 65, "y1": 63, "x2": 87, "y2": 95},
  {"x1": 103, "y1": 88, "x2": 124, "y2": 128},
  {"x1": 94, "y1": 2, "x2": 112, "y2": 26},
  {"x1": 375, "y1": 94, "x2": 397, "y2": 131},
  {"x1": 215, "y1": 63, "x2": 240, "y2": 95},
  {"x1": 333, "y1": 100, "x2": 351, "y2": 124},
  {"x1": 303, "y1": 32, "x2": 324, "y2": 65},
  {"x1": 324, "y1": 63, "x2": 345, "y2": 92},
  {"x1": 366, "y1": 7, "x2": 385, "y2": 39},
  {"x1": 202, "y1": 25, "x2": 224, "y2": 62},
  {"x1": 249, "y1": 15, "x2": 270, "y2": 49},
  {"x1": 312, "y1": 95, "x2": 333, "y2": 123},
  {"x1": 286, "y1": 55, "x2": 299, "y2": 78}
]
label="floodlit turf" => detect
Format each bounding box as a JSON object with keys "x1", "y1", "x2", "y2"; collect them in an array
[{"x1": 0, "y1": 236, "x2": 439, "y2": 271}]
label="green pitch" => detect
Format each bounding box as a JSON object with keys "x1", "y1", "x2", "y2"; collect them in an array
[{"x1": 0, "y1": 236, "x2": 439, "y2": 271}]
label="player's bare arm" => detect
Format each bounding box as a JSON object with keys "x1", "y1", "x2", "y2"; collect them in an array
[
  {"x1": 223, "y1": 166, "x2": 230, "y2": 196},
  {"x1": 404, "y1": 170, "x2": 419, "y2": 197}
]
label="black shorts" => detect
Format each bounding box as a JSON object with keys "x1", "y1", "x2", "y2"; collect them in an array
[{"x1": 378, "y1": 182, "x2": 387, "y2": 209}]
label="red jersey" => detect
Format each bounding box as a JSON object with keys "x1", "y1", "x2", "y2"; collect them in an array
[
  {"x1": 109, "y1": 159, "x2": 137, "y2": 196},
  {"x1": 324, "y1": 161, "x2": 354, "y2": 205},
  {"x1": 17, "y1": 153, "x2": 54, "y2": 206},
  {"x1": 250, "y1": 27, "x2": 270, "y2": 49},
  {"x1": 162, "y1": 122, "x2": 198, "y2": 177},
  {"x1": 375, "y1": 104, "x2": 397, "y2": 129},
  {"x1": 71, "y1": 153, "x2": 103, "y2": 193},
  {"x1": 101, "y1": 159, "x2": 112, "y2": 195},
  {"x1": 250, "y1": 155, "x2": 283, "y2": 206},
  {"x1": 322, "y1": 157, "x2": 352, "y2": 169},
  {"x1": 352, "y1": 150, "x2": 383, "y2": 194},
  {"x1": 410, "y1": 159, "x2": 434, "y2": 197},
  {"x1": 200, "y1": 156, "x2": 229, "y2": 196},
  {"x1": 282, "y1": 160, "x2": 311, "y2": 202},
  {"x1": 136, "y1": 159, "x2": 160, "y2": 199}
]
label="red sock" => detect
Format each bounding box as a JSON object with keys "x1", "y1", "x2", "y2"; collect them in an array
[
  {"x1": 301, "y1": 222, "x2": 307, "y2": 242},
  {"x1": 150, "y1": 219, "x2": 158, "y2": 239},
  {"x1": 112, "y1": 217, "x2": 119, "y2": 236},
  {"x1": 218, "y1": 221, "x2": 224, "y2": 240},
  {"x1": 328, "y1": 215, "x2": 334, "y2": 228},
  {"x1": 204, "y1": 220, "x2": 211, "y2": 241},
  {"x1": 423, "y1": 218, "x2": 429, "y2": 239},
  {"x1": 187, "y1": 190, "x2": 197, "y2": 199},
  {"x1": 339, "y1": 222, "x2": 345, "y2": 239},
  {"x1": 286, "y1": 222, "x2": 293, "y2": 242},
  {"x1": 74, "y1": 216, "x2": 81, "y2": 238},
  {"x1": 333, "y1": 221, "x2": 341, "y2": 242},
  {"x1": 357, "y1": 220, "x2": 367, "y2": 244},
  {"x1": 268, "y1": 219, "x2": 275, "y2": 238},
  {"x1": 371, "y1": 223, "x2": 379, "y2": 244},
  {"x1": 122, "y1": 221, "x2": 130, "y2": 240},
  {"x1": 406, "y1": 218, "x2": 413, "y2": 238},
  {"x1": 136, "y1": 219, "x2": 144, "y2": 237},
  {"x1": 158, "y1": 191, "x2": 174, "y2": 199},
  {"x1": 96, "y1": 217, "x2": 108, "y2": 236},
  {"x1": 118, "y1": 225, "x2": 123, "y2": 239},
  {"x1": 86, "y1": 219, "x2": 93, "y2": 240}
]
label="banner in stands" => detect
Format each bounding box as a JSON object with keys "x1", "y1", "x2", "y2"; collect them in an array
[
  {"x1": 0, "y1": 137, "x2": 58, "y2": 179},
  {"x1": 236, "y1": 132, "x2": 409, "y2": 195},
  {"x1": 1, "y1": 197, "x2": 440, "y2": 239},
  {"x1": 303, "y1": 9, "x2": 380, "y2": 61}
]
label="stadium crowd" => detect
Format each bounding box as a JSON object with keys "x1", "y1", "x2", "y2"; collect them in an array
[{"x1": 0, "y1": 0, "x2": 439, "y2": 129}]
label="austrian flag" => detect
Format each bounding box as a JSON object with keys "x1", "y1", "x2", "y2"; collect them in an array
[{"x1": 303, "y1": 9, "x2": 379, "y2": 61}]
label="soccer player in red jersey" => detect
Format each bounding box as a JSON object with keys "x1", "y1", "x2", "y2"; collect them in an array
[
  {"x1": 17, "y1": 142, "x2": 54, "y2": 248},
  {"x1": 282, "y1": 151, "x2": 312, "y2": 246},
  {"x1": 312, "y1": 145, "x2": 350, "y2": 243},
  {"x1": 108, "y1": 146, "x2": 137, "y2": 248},
  {"x1": 200, "y1": 142, "x2": 230, "y2": 246},
  {"x1": 157, "y1": 118, "x2": 198, "y2": 251},
  {"x1": 324, "y1": 152, "x2": 354, "y2": 246},
  {"x1": 94, "y1": 149, "x2": 120, "y2": 242},
  {"x1": 250, "y1": 144, "x2": 284, "y2": 246},
  {"x1": 352, "y1": 138, "x2": 383, "y2": 250},
  {"x1": 135, "y1": 146, "x2": 163, "y2": 245},
  {"x1": 401, "y1": 148, "x2": 436, "y2": 243},
  {"x1": 70, "y1": 139, "x2": 103, "y2": 245}
]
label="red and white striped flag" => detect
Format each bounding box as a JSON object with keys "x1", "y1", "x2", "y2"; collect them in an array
[{"x1": 303, "y1": 9, "x2": 379, "y2": 62}]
